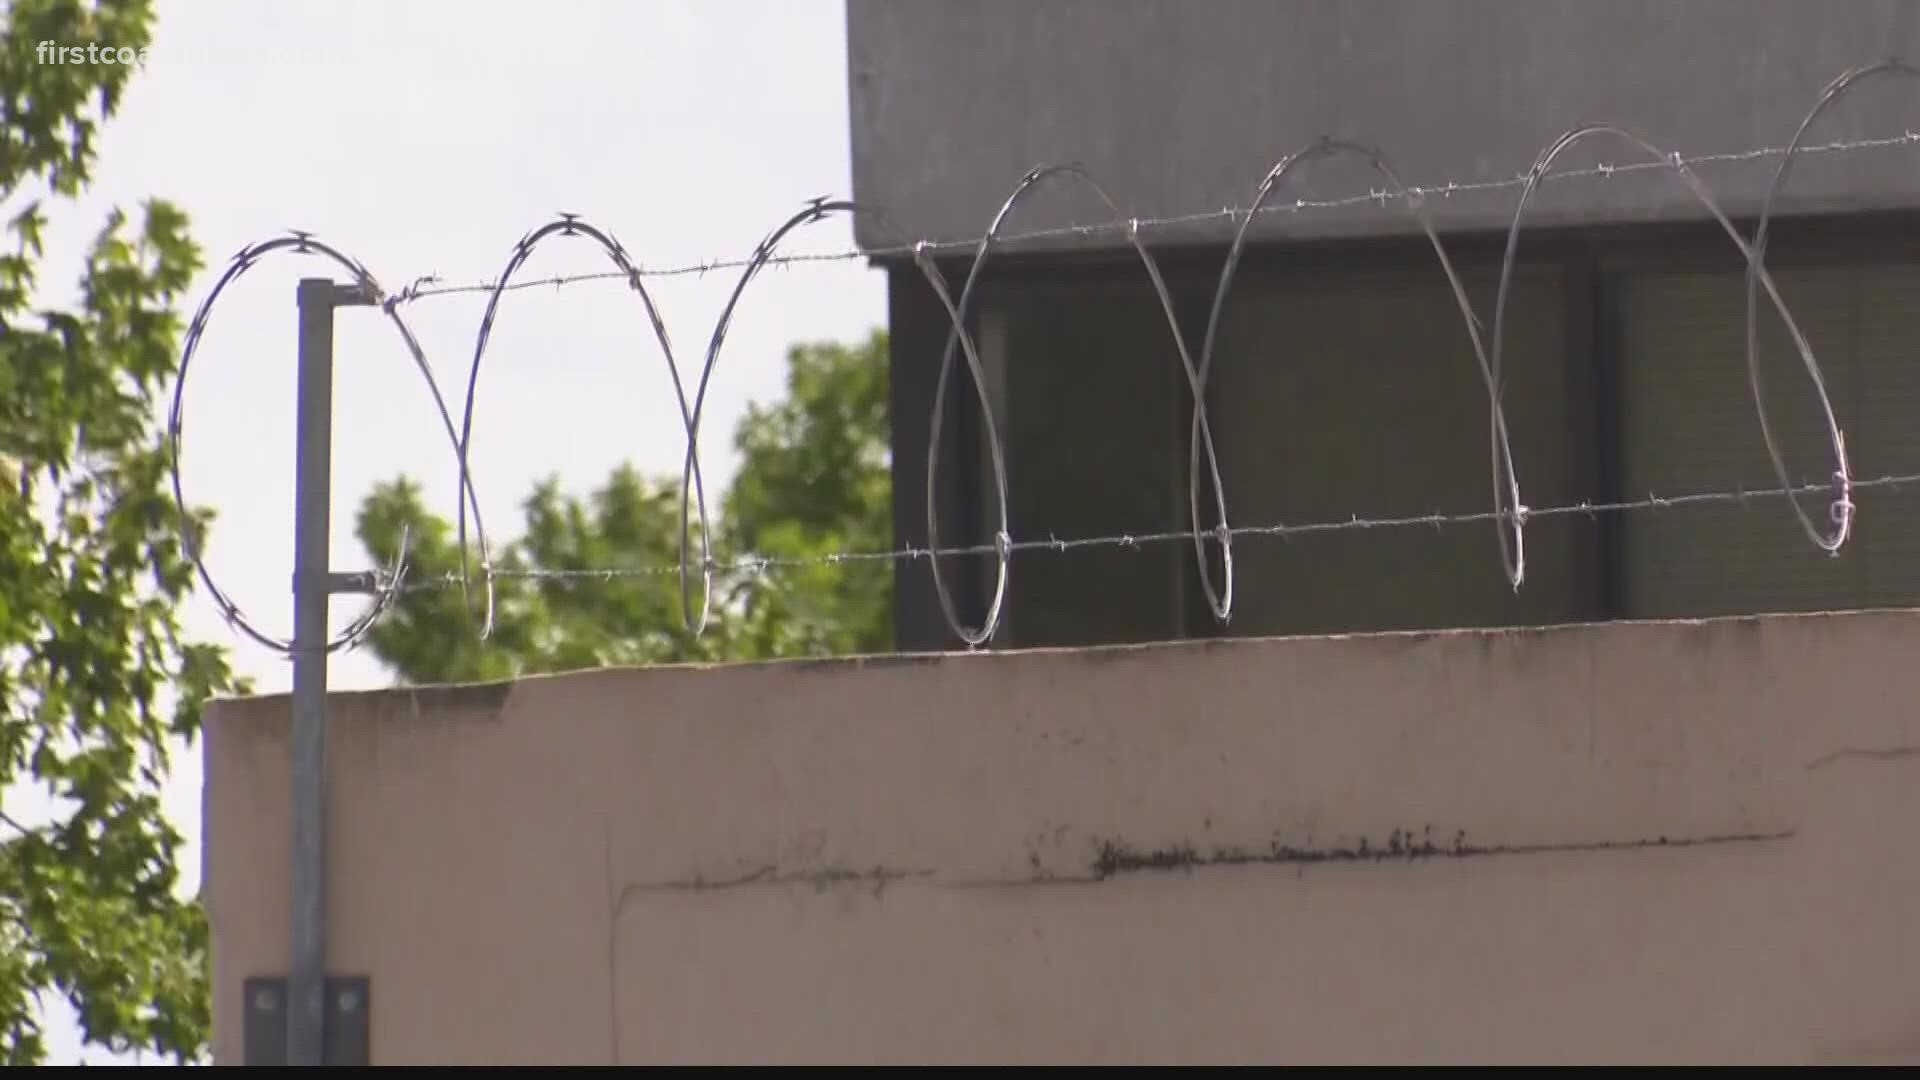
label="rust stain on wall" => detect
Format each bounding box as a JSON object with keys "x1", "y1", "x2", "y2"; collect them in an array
[
  {"x1": 1089, "y1": 825, "x2": 1796, "y2": 879},
  {"x1": 619, "y1": 864, "x2": 934, "y2": 898}
]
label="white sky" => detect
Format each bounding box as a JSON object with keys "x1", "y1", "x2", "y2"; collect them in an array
[{"x1": 10, "y1": 0, "x2": 886, "y2": 1063}]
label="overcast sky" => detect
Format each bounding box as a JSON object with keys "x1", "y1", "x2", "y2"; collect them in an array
[{"x1": 15, "y1": 0, "x2": 885, "y2": 1062}]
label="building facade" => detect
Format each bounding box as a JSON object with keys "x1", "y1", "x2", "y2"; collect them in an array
[
  {"x1": 207, "y1": 607, "x2": 1920, "y2": 1064},
  {"x1": 846, "y1": 0, "x2": 1920, "y2": 652}
]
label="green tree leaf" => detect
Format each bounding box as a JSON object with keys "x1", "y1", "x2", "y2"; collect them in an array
[
  {"x1": 1, "y1": 0, "x2": 245, "y2": 1064},
  {"x1": 355, "y1": 330, "x2": 894, "y2": 681}
]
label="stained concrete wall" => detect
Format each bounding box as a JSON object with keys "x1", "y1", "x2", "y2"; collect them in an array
[
  {"x1": 205, "y1": 608, "x2": 1920, "y2": 1064},
  {"x1": 846, "y1": 0, "x2": 1920, "y2": 253}
]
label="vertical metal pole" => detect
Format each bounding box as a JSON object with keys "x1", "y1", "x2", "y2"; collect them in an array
[{"x1": 287, "y1": 278, "x2": 371, "y2": 1065}]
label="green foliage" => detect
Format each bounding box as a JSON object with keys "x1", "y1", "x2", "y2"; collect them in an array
[
  {"x1": 357, "y1": 330, "x2": 895, "y2": 683},
  {"x1": 722, "y1": 328, "x2": 892, "y2": 658},
  {"x1": 1, "y1": 0, "x2": 245, "y2": 1064}
]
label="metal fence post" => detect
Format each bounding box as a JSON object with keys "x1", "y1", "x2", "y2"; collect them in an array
[{"x1": 286, "y1": 277, "x2": 374, "y2": 1065}]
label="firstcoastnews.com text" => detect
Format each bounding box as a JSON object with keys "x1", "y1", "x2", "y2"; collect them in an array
[{"x1": 35, "y1": 40, "x2": 153, "y2": 66}]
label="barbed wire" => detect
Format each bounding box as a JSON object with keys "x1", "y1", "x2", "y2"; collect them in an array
[
  {"x1": 385, "y1": 129, "x2": 1920, "y2": 299},
  {"x1": 166, "y1": 232, "x2": 479, "y2": 655},
  {"x1": 166, "y1": 58, "x2": 1920, "y2": 655},
  {"x1": 394, "y1": 471, "x2": 1920, "y2": 594}
]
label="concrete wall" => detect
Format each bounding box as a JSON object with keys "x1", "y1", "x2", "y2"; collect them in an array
[
  {"x1": 846, "y1": 0, "x2": 1920, "y2": 253},
  {"x1": 205, "y1": 608, "x2": 1920, "y2": 1064}
]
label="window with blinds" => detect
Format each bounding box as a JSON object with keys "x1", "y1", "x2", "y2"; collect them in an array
[
  {"x1": 1616, "y1": 259, "x2": 1920, "y2": 619},
  {"x1": 981, "y1": 276, "x2": 1194, "y2": 649},
  {"x1": 1201, "y1": 260, "x2": 1586, "y2": 638}
]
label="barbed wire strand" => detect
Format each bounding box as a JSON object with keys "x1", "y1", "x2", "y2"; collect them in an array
[
  {"x1": 394, "y1": 471, "x2": 1920, "y2": 592},
  {"x1": 168, "y1": 57, "x2": 1917, "y2": 654},
  {"x1": 385, "y1": 130, "x2": 1920, "y2": 298}
]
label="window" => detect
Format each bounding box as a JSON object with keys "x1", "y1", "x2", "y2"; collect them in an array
[
  {"x1": 887, "y1": 216, "x2": 1920, "y2": 651},
  {"x1": 1199, "y1": 257, "x2": 1584, "y2": 640},
  {"x1": 1615, "y1": 255, "x2": 1920, "y2": 618}
]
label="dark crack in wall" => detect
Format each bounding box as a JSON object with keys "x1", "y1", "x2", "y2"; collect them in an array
[{"x1": 1090, "y1": 824, "x2": 1796, "y2": 879}]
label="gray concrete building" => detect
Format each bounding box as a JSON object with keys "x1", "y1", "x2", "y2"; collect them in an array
[{"x1": 845, "y1": 0, "x2": 1920, "y2": 652}]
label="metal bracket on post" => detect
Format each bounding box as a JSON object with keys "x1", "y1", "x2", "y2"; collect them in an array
[
  {"x1": 243, "y1": 976, "x2": 371, "y2": 1066},
  {"x1": 281, "y1": 278, "x2": 377, "y2": 1066}
]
